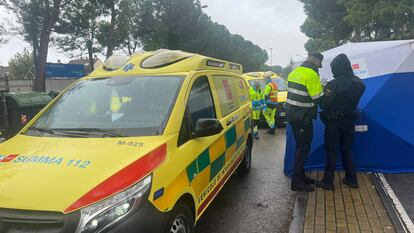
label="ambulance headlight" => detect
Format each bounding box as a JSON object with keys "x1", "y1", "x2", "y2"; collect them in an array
[{"x1": 75, "y1": 175, "x2": 152, "y2": 233}]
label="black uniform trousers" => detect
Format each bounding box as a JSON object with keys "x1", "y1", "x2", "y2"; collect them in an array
[
  {"x1": 322, "y1": 117, "x2": 357, "y2": 186},
  {"x1": 290, "y1": 120, "x2": 313, "y2": 186}
]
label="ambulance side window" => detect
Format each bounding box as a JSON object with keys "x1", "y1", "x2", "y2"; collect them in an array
[
  {"x1": 178, "y1": 76, "x2": 216, "y2": 146},
  {"x1": 213, "y1": 75, "x2": 240, "y2": 117}
]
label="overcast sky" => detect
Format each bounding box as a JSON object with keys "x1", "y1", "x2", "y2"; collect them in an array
[
  {"x1": 0, "y1": 1, "x2": 308, "y2": 67},
  {"x1": 199, "y1": 0, "x2": 308, "y2": 66}
]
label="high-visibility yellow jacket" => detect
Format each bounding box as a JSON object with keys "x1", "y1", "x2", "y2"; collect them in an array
[
  {"x1": 249, "y1": 86, "x2": 264, "y2": 111},
  {"x1": 286, "y1": 62, "x2": 323, "y2": 122},
  {"x1": 264, "y1": 82, "x2": 278, "y2": 109}
]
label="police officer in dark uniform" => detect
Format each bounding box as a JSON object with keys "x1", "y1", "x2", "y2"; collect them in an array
[{"x1": 316, "y1": 54, "x2": 366, "y2": 190}]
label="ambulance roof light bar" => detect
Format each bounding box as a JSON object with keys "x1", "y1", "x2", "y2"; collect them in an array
[
  {"x1": 103, "y1": 54, "x2": 131, "y2": 71},
  {"x1": 229, "y1": 64, "x2": 241, "y2": 71},
  {"x1": 141, "y1": 50, "x2": 193, "y2": 69},
  {"x1": 206, "y1": 60, "x2": 225, "y2": 68},
  {"x1": 245, "y1": 72, "x2": 262, "y2": 78}
]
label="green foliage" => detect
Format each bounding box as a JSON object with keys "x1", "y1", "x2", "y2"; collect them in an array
[
  {"x1": 300, "y1": 0, "x2": 414, "y2": 52},
  {"x1": 300, "y1": 0, "x2": 352, "y2": 52},
  {"x1": 0, "y1": 24, "x2": 6, "y2": 44},
  {"x1": 3, "y1": 0, "x2": 66, "y2": 91},
  {"x1": 115, "y1": 0, "x2": 144, "y2": 54},
  {"x1": 5, "y1": 0, "x2": 269, "y2": 76},
  {"x1": 341, "y1": 0, "x2": 414, "y2": 41},
  {"x1": 96, "y1": 0, "x2": 154, "y2": 55},
  {"x1": 98, "y1": 0, "x2": 122, "y2": 58},
  {"x1": 55, "y1": 0, "x2": 103, "y2": 71},
  {"x1": 3, "y1": 0, "x2": 43, "y2": 46},
  {"x1": 8, "y1": 49, "x2": 35, "y2": 79},
  {"x1": 261, "y1": 64, "x2": 283, "y2": 75},
  {"x1": 138, "y1": 0, "x2": 268, "y2": 72}
]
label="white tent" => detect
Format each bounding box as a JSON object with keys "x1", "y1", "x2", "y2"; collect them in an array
[
  {"x1": 320, "y1": 40, "x2": 414, "y2": 81},
  {"x1": 285, "y1": 40, "x2": 414, "y2": 174}
]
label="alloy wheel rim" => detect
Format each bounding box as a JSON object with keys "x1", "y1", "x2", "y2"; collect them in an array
[{"x1": 170, "y1": 215, "x2": 188, "y2": 233}]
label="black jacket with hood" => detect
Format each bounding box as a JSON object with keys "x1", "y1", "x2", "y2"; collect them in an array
[{"x1": 320, "y1": 54, "x2": 366, "y2": 116}]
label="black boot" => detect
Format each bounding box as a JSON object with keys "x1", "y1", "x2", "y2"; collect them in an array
[
  {"x1": 303, "y1": 176, "x2": 315, "y2": 185},
  {"x1": 342, "y1": 178, "x2": 359, "y2": 188},
  {"x1": 291, "y1": 183, "x2": 315, "y2": 192},
  {"x1": 267, "y1": 127, "x2": 275, "y2": 135},
  {"x1": 315, "y1": 181, "x2": 335, "y2": 191}
]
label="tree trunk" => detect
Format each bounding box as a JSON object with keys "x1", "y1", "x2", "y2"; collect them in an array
[
  {"x1": 31, "y1": 42, "x2": 38, "y2": 91},
  {"x1": 33, "y1": 0, "x2": 62, "y2": 92},
  {"x1": 34, "y1": 31, "x2": 51, "y2": 92},
  {"x1": 88, "y1": 43, "x2": 94, "y2": 73},
  {"x1": 106, "y1": 3, "x2": 117, "y2": 58}
]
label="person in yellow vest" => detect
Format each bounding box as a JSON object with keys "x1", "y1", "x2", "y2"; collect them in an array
[
  {"x1": 263, "y1": 75, "x2": 278, "y2": 134},
  {"x1": 287, "y1": 53, "x2": 324, "y2": 192},
  {"x1": 249, "y1": 80, "x2": 264, "y2": 139}
]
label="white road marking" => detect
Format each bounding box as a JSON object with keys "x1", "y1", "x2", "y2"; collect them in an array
[{"x1": 377, "y1": 173, "x2": 414, "y2": 233}]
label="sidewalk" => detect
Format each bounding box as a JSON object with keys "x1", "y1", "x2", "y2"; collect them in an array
[{"x1": 303, "y1": 171, "x2": 395, "y2": 233}]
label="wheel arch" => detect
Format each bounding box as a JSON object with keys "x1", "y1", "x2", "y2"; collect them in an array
[
  {"x1": 175, "y1": 193, "x2": 196, "y2": 223},
  {"x1": 247, "y1": 132, "x2": 253, "y2": 150}
]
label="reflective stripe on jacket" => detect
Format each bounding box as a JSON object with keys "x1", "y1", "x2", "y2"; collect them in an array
[
  {"x1": 268, "y1": 83, "x2": 278, "y2": 103},
  {"x1": 286, "y1": 66, "x2": 323, "y2": 122},
  {"x1": 249, "y1": 86, "x2": 264, "y2": 110},
  {"x1": 264, "y1": 82, "x2": 278, "y2": 104},
  {"x1": 287, "y1": 66, "x2": 323, "y2": 108}
]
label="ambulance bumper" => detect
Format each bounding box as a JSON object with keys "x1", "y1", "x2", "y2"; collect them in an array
[{"x1": 105, "y1": 200, "x2": 169, "y2": 233}]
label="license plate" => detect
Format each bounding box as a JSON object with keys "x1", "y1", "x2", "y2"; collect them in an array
[{"x1": 280, "y1": 112, "x2": 286, "y2": 117}]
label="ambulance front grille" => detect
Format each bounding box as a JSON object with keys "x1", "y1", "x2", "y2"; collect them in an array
[{"x1": 0, "y1": 208, "x2": 79, "y2": 233}]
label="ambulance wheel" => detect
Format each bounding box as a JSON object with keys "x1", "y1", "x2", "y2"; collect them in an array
[
  {"x1": 166, "y1": 202, "x2": 194, "y2": 233},
  {"x1": 237, "y1": 144, "x2": 252, "y2": 175}
]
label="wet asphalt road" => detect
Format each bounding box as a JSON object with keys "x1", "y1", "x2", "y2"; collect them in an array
[
  {"x1": 195, "y1": 128, "x2": 295, "y2": 233},
  {"x1": 384, "y1": 174, "x2": 414, "y2": 222}
]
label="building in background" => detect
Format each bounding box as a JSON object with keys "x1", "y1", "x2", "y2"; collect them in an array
[
  {"x1": 0, "y1": 66, "x2": 10, "y2": 79},
  {"x1": 68, "y1": 56, "x2": 103, "y2": 75}
]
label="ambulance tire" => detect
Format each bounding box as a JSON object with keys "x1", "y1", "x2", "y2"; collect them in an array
[
  {"x1": 166, "y1": 202, "x2": 195, "y2": 233},
  {"x1": 237, "y1": 144, "x2": 252, "y2": 175}
]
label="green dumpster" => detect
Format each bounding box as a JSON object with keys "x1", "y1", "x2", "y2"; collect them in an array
[
  {"x1": 0, "y1": 92, "x2": 52, "y2": 139},
  {"x1": 48, "y1": 90, "x2": 61, "y2": 99}
]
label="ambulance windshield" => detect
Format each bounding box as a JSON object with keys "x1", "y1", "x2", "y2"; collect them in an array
[
  {"x1": 248, "y1": 80, "x2": 266, "y2": 89},
  {"x1": 272, "y1": 78, "x2": 287, "y2": 91},
  {"x1": 29, "y1": 76, "x2": 183, "y2": 137}
]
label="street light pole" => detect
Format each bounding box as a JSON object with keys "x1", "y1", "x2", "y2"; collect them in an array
[{"x1": 269, "y1": 48, "x2": 273, "y2": 67}]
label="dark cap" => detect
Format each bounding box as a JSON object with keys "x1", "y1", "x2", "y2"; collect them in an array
[{"x1": 309, "y1": 52, "x2": 324, "y2": 62}]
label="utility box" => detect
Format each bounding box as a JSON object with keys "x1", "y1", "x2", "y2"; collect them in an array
[{"x1": 0, "y1": 92, "x2": 52, "y2": 139}]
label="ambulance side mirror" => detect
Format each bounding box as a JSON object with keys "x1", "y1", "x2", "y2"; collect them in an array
[{"x1": 193, "y1": 118, "x2": 223, "y2": 138}]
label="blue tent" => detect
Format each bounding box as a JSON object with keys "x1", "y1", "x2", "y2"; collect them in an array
[{"x1": 284, "y1": 40, "x2": 414, "y2": 175}]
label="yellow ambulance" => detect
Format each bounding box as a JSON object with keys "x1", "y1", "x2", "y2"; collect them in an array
[
  {"x1": 243, "y1": 72, "x2": 267, "y2": 90},
  {"x1": 0, "y1": 50, "x2": 253, "y2": 233},
  {"x1": 244, "y1": 71, "x2": 287, "y2": 125}
]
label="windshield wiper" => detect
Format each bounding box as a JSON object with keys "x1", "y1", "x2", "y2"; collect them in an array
[
  {"x1": 27, "y1": 127, "x2": 55, "y2": 135},
  {"x1": 51, "y1": 128, "x2": 125, "y2": 138},
  {"x1": 26, "y1": 127, "x2": 88, "y2": 138}
]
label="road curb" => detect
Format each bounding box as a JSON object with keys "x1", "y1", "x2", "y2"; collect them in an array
[
  {"x1": 288, "y1": 192, "x2": 307, "y2": 233},
  {"x1": 370, "y1": 173, "x2": 407, "y2": 233}
]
